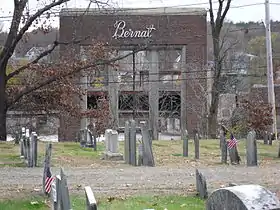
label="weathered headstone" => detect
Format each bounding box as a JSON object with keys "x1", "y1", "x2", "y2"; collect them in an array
[
  {"x1": 86, "y1": 129, "x2": 94, "y2": 148},
  {"x1": 109, "y1": 130, "x2": 118, "y2": 153},
  {"x1": 269, "y1": 132, "x2": 273, "y2": 145},
  {"x1": 105, "y1": 129, "x2": 112, "y2": 151},
  {"x1": 246, "y1": 131, "x2": 257, "y2": 166},
  {"x1": 194, "y1": 132, "x2": 199, "y2": 159},
  {"x1": 182, "y1": 129, "x2": 188, "y2": 157},
  {"x1": 124, "y1": 121, "x2": 130, "y2": 164},
  {"x1": 24, "y1": 128, "x2": 30, "y2": 160},
  {"x1": 59, "y1": 168, "x2": 71, "y2": 210},
  {"x1": 137, "y1": 142, "x2": 144, "y2": 166},
  {"x1": 206, "y1": 185, "x2": 280, "y2": 210},
  {"x1": 85, "y1": 186, "x2": 97, "y2": 210},
  {"x1": 129, "y1": 120, "x2": 137, "y2": 166},
  {"x1": 20, "y1": 127, "x2": 25, "y2": 158},
  {"x1": 220, "y1": 127, "x2": 227, "y2": 164},
  {"x1": 264, "y1": 131, "x2": 268, "y2": 144},
  {"x1": 195, "y1": 169, "x2": 208, "y2": 199},
  {"x1": 25, "y1": 129, "x2": 31, "y2": 166},
  {"x1": 32, "y1": 132, "x2": 38, "y2": 167},
  {"x1": 102, "y1": 129, "x2": 123, "y2": 161},
  {"x1": 228, "y1": 146, "x2": 241, "y2": 165},
  {"x1": 141, "y1": 123, "x2": 155, "y2": 167}
]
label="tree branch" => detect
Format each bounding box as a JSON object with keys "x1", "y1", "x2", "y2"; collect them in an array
[
  {"x1": 0, "y1": 0, "x2": 27, "y2": 63},
  {"x1": 8, "y1": 46, "x2": 148, "y2": 107},
  {"x1": 6, "y1": 36, "x2": 91, "y2": 80},
  {"x1": 209, "y1": 0, "x2": 215, "y2": 28},
  {"x1": 220, "y1": 0, "x2": 232, "y2": 25},
  {"x1": 6, "y1": 0, "x2": 70, "y2": 62}
]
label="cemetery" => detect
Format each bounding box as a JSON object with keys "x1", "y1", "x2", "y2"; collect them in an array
[{"x1": 1, "y1": 123, "x2": 280, "y2": 209}]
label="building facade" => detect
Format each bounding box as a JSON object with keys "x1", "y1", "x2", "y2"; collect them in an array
[{"x1": 59, "y1": 7, "x2": 207, "y2": 141}]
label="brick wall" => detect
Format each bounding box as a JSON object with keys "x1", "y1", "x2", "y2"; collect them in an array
[{"x1": 59, "y1": 8, "x2": 207, "y2": 140}]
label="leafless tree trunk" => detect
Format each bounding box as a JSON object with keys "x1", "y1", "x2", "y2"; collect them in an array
[{"x1": 208, "y1": 0, "x2": 232, "y2": 138}]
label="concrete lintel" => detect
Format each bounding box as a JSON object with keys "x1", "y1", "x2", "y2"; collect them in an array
[{"x1": 60, "y1": 7, "x2": 207, "y2": 17}]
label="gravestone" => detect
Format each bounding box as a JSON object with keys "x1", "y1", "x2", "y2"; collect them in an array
[
  {"x1": 137, "y1": 139, "x2": 144, "y2": 166},
  {"x1": 182, "y1": 129, "x2": 188, "y2": 157},
  {"x1": 129, "y1": 120, "x2": 137, "y2": 166},
  {"x1": 246, "y1": 131, "x2": 257, "y2": 166},
  {"x1": 102, "y1": 129, "x2": 123, "y2": 161},
  {"x1": 78, "y1": 129, "x2": 95, "y2": 148},
  {"x1": 220, "y1": 126, "x2": 227, "y2": 164},
  {"x1": 104, "y1": 129, "x2": 113, "y2": 151},
  {"x1": 228, "y1": 146, "x2": 241, "y2": 165},
  {"x1": 264, "y1": 131, "x2": 268, "y2": 144},
  {"x1": 269, "y1": 133, "x2": 273, "y2": 145},
  {"x1": 195, "y1": 169, "x2": 208, "y2": 199},
  {"x1": 123, "y1": 120, "x2": 137, "y2": 166},
  {"x1": 194, "y1": 132, "x2": 199, "y2": 159},
  {"x1": 20, "y1": 127, "x2": 25, "y2": 158},
  {"x1": 141, "y1": 122, "x2": 155, "y2": 167},
  {"x1": 60, "y1": 168, "x2": 71, "y2": 210},
  {"x1": 85, "y1": 186, "x2": 97, "y2": 210},
  {"x1": 206, "y1": 185, "x2": 280, "y2": 210},
  {"x1": 124, "y1": 121, "x2": 130, "y2": 164}
]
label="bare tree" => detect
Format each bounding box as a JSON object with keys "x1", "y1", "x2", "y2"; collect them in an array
[
  {"x1": 208, "y1": 0, "x2": 233, "y2": 138},
  {"x1": 0, "y1": 0, "x2": 145, "y2": 141}
]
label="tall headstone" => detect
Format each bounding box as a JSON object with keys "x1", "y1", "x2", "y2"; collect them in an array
[
  {"x1": 30, "y1": 132, "x2": 38, "y2": 167},
  {"x1": 206, "y1": 185, "x2": 280, "y2": 210},
  {"x1": 182, "y1": 129, "x2": 188, "y2": 157},
  {"x1": 264, "y1": 131, "x2": 268, "y2": 144},
  {"x1": 60, "y1": 168, "x2": 71, "y2": 210},
  {"x1": 220, "y1": 127, "x2": 227, "y2": 164},
  {"x1": 194, "y1": 133, "x2": 199, "y2": 159},
  {"x1": 20, "y1": 127, "x2": 25, "y2": 158},
  {"x1": 246, "y1": 131, "x2": 257, "y2": 166},
  {"x1": 129, "y1": 120, "x2": 137, "y2": 166},
  {"x1": 141, "y1": 123, "x2": 155, "y2": 167},
  {"x1": 268, "y1": 133, "x2": 273, "y2": 145},
  {"x1": 124, "y1": 121, "x2": 130, "y2": 164}
]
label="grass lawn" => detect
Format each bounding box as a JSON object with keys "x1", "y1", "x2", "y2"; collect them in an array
[
  {"x1": 0, "y1": 138, "x2": 279, "y2": 167},
  {"x1": 0, "y1": 195, "x2": 204, "y2": 210}
]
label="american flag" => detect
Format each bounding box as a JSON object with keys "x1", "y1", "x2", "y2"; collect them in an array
[
  {"x1": 227, "y1": 133, "x2": 237, "y2": 149},
  {"x1": 44, "y1": 166, "x2": 55, "y2": 194}
]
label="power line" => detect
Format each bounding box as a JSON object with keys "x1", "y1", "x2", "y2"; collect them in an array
[{"x1": 0, "y1": 2, "x2": 269, "y2": 21}]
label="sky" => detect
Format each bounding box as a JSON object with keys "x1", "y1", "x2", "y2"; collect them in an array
[{"x1": 1, "y1": 0, "x2": 280, "y2": 31}]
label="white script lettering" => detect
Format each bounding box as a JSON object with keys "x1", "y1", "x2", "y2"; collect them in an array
[{"x1": 112, "y1": 20, "x2": 156, "y2": 39}]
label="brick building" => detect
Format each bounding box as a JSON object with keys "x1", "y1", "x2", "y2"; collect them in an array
[{"x1": 58, "y1": 7, "x2": 207, "y2": 141}]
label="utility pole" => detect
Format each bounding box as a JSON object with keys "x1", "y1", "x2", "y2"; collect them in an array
[{"x1": 265, "y1": 0, "x2": 277, "y2": 139}]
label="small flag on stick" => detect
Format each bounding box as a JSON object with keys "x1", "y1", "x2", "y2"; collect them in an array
[
  {"x1": 227, "y1": 133, "x2": 237, "y2": 149},
  {"x1": 45, "y1": 166, "x2": 55, "y2": 194}
]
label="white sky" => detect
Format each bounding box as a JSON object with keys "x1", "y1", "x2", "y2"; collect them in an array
[{"x1": 1, "y1": 0, "x2": 280, "y2": 31}]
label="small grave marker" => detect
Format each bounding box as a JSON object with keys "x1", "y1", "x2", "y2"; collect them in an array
[{"x1": 195, "y1": 169, "x2": 208, "y2": 199}]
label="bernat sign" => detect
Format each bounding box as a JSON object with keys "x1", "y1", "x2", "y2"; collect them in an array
[{"x1": 112, "y1": 20, "x2": 156, "y2": 39}]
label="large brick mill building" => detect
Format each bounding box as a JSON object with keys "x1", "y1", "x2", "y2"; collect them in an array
[{"x1": 58, "y1": 7, "x2": 207, "y2": 141}]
